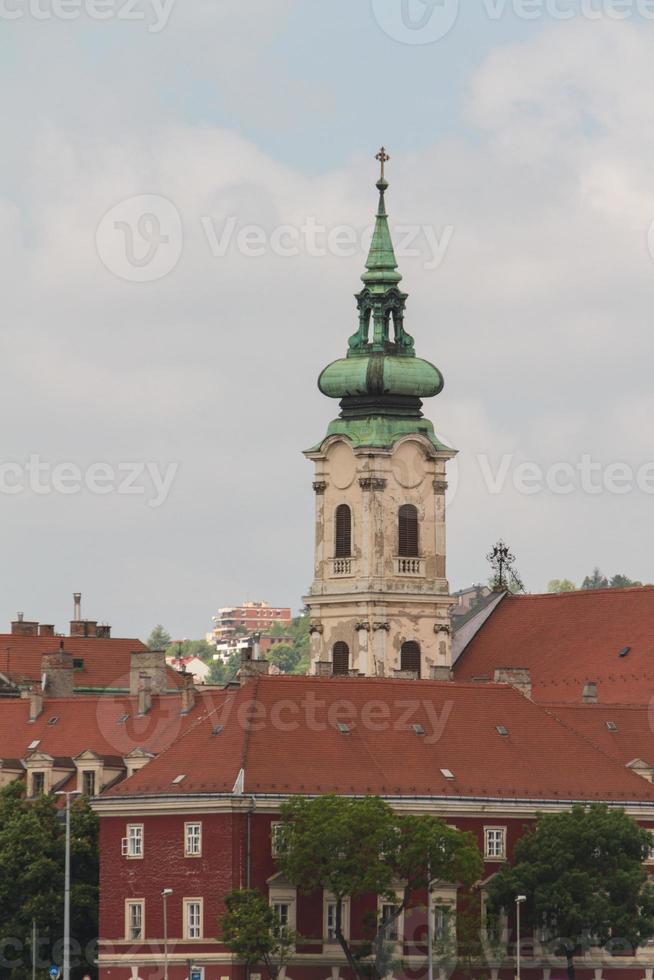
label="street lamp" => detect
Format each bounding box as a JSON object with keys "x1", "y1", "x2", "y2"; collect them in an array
[
  {"x1": 161, "y1": 888, "x2": 173, "y2": 980},
  {"x1": 515, "y1": 895, "x2": 526, "y2": 980},
  {"x1": 55, "y1": 790, "x2": 81, "y2": 980}
]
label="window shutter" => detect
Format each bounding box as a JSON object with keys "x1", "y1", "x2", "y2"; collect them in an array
[
  {"x1": 332, "y1": 642, "x2": 350, "y2": 676},
  {"x1": 334, "y1": 505, "x2": 352, "y2": 558},
  {"x1": 398, "y1": 505, "x2": 419, "y2": 557}
]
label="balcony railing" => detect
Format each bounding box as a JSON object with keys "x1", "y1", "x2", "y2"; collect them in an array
[
  {"x1": 331, "y1": 558, "x2": 354, "y2": 577},
  {"x1": 395, "y1": 557, "x2": 424, "y2": 577}
]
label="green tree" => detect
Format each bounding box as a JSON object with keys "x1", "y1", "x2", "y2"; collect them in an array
[
  {"x1": 486, "y1": 804, "x2": 654, "y2": 980},
  {"x1": 277, "y1": 795, "x2": 482, "y2": 979},
  {"x1": 220, "y1": 888, "x2": 297, "y2": 980},
  {"x1": 547, "y1": 579, "x2": 576, "y2": 593},
  {"x1": 581, "y1": 568, "x2": 609, "y2": 590},
  {"x1": 609, "y1": 574, "x2": 642, "y2": 589},
  {"x1": 167, "y1": 639, "x2": 215, "y2": 662},
  {"x1": 145, "y1": 624, "x2": 171, "y2": 650},
  {"x1": 208, "y1": 650, "x2": 241, "y2": 685},
  {"x1": 0, "y1": 782, "x2": 98, "y2": 979},
  {"x1": 268, "y1": 644, "x2": 300, "y2": 674}
]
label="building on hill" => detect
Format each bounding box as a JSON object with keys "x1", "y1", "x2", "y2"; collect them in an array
[
  {"x1": 208, "y1": 602, "x2": 292, "y2": 646},
  {"x1": 304, "y1": 162, "x2": 455, "y2": 680},
  {"x1": 93, "y1": 671, "x2": 654, "y2": 980},
  {"x1": 452, "y1": 586, "x2": 654, "y2": 703}
]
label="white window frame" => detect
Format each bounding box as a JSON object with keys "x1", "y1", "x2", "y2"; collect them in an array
[
  {"x1": 185, "y1": 822, "x2": 202, "y2": 858},
  {"x1": 484, "y1": 826, "x2": 507, "y2": 861},
  {"x1": 323, "y1": 892, "x2": 350, "y2": 945},
  {"x1": 183, "y1": 898, "x2": 204, "y2": 940},
  {"x1": 270, "y1": 821, "x2": 287, "y2": 857},
  {"x1": 125, "y1": 899, "x2": 145, "y2": 941},
  {"x1": 269, "y1": 885, "x2": 297, "y2": 940},
  {"x1": 378, "y1": 896, "x2": 404, "y2": 945},
  {"x1": 31, "y1": 771, "x2": 46, "y2": 797},
  {"x1": 124, "y1": 823, "x2": 144, "y2": 859},
  {"x1": 81, "y1": 770, "x2": 96, "y2": 797}
]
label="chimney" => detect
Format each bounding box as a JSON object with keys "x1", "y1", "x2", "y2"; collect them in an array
[
  {"x1": 493, "y1": 667, "x2": 532, "y2": 699},
  {"x1": 180, "y1": 671, "x2": 196, "y2": 715},
  {"x1": 96, "y1": 624, "x2": 111, "y2": 638},
  {"x1": 28, "y1": 688, "x2": 43, "y2": 723},
  {"x1": 583, "y1": 681, "x2": 598, "y2": 704},
  {"x1": 73, "y1": 593, "x2": 81, "y2": 621},
  {"x1": 70, "y1": 620, "x2": 98, "y2": 638},
  {"x1": 39, "y1": 624, "x2": 55, "y2": 637},
  {"x1": 130, "y1": 649, "x2": 168, "y2": 696},
  {"x1": 41, "y1": 651, "x2": 75, "y2": 698},
  {"x1": 137, "y1": 674, "x2": 152, "y2": 716},
  {"x1": 238, "y1": 650, "x2": 270, "y2": 685},
  {"x1": 11, "y1": 614, "x2": 39, "y2": 636},
  {"x1": 430, "y1": 666, "x2": 453, "y2": 682}
]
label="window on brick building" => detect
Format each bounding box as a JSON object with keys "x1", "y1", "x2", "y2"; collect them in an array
[
  {"x1": 484, "y1": 826, "x2": 507, "y2": 860},
  {"x1": 31, "y1": 771, "x2": 45, "y2": 797},
  {"x1": 398, "y1": 504, "x2": 419, "y2": 557},
  {"x1": 380, "y1": 903, "x2": 401, "y2": 942},
  {"x1": 184, "y1": 899, "x2": 203, "y2": 939},
  {"x1": 185, "y1": 822, "x2": 202, "y2": 857},
  {"x1": 335, "y1": 505, "x2": 352, "y2": 558},
  {"x1": 122, "y1": 824, "x2": 144, "y2": 858},
  {"x1": 324, "y1": 895, "x2": 349, "y2": 942},
  {"x1": 271, "y1": 822, "x2": 288, "y2": 858},
  {"x1": 273, "y1": 902, "x2": 290, "y2": 936},
  {"x1": 126, "y1": 900, "x2": 144, "y2": 941},
  {"x1": 332, "y1": 642, "x2": 350, "y2": 676}
]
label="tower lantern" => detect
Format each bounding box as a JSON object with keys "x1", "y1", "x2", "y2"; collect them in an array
[{"x1": 303, "y1": 151, "x2": 457, "y2": 679}]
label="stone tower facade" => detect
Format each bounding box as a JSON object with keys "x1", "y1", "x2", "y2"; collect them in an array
[{"x1": 304, "y1": 153, "x2": 456, "y2": 679}]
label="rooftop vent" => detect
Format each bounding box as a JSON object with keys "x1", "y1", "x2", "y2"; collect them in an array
[
  {"x1": 337, "y1": 723, "x2": 350, "y2": 734},
  {"x1": 212, "y1": 724, "x2": 224, "y2": 736},
  {"x1": 496, "y1": 725, "x2": 509, "y2": 736},
  {"x1": 172, "y1": 774, "x2": 186, "y2": 784},
  {"x1": 440, "y1": 768, "x2": 454, "y2": 780},
  {"x1": 117, "y1": 714, "x2": 129, "y2": 724},
  {"x1": 606, "y1": 721, "x2": 618, "y2": 731},
  {"x1": 412, "y1": 724, "x2": 425, "y2": 736},
  {"x1": 28, "y1": 739, "x2": 40, "y2": 750},
  {"x1": 619, "y1": 647, "x2": 631, "y2": 658},
  {"x1": 47, "y1": 716, "x2": 59, "y2": 726}
]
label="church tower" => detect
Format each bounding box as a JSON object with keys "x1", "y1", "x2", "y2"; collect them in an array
[{"x1": 304, "y1": 150, "x2": 456, "y2": 680}]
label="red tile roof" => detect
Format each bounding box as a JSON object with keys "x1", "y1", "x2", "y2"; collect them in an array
[
  {"x1": 0, "y1": 691, "x2": 226, "y2": 763},
  {"x1": 453, "y1": 588, "x2": 654, "y2": 703},
  {"x1": 543, "y1": 703, "x2": 654, "y2": 768},
  {"x1": 0, "y1": 634, "x2": 181, "y2": 692},
  {"x1": 104, "y1": 675, "x2": 654, "y2": 803}
]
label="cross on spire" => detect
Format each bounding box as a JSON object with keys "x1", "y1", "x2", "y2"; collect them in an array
[{"x1": 375, "y1": 146, "x2": 390, "y2": 181}]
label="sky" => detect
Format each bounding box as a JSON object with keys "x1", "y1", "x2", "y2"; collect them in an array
[{"x1": 2, "y1": 0, "x2": 654, "y2": 639}]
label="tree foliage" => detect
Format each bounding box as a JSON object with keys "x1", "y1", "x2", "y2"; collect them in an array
[
  {"x1": 277, "y1": 795, "x2": 482, "y2": 979},
  {"x1": 486, "y1": 804, "x2": 654, "y2": 980},
  {"x1": 547, "y1": 579, "x2": 577, "y2": 593},
  {"x1": 0, "y1": 782, "x2": 98, "y2": 979},
  {"x1": 220, "y1": 888, "x2": 296, "y2": 980},
  {"x1": 166, "y1": 638, "x2": 214, "y2": 662},
  {"x1": 145, "y1": 624, "x2": 171, "y2": 650}
]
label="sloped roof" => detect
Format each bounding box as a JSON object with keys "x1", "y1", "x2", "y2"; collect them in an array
[
  {"x1": 0, "y1": 690, "x2": 227, "y2": 765},
  {"x1": 453, "y1": 588, "x2": 654, "y2": 703},
  {"x1": 543, "y1": 702, "x2": 654, "y2": 769},
  {"x1": 104, "y1": 675, "x2": 654, "y2": 803},
  {"x1": 0, "y1": 634, "x2": 182, "y2": 692}
]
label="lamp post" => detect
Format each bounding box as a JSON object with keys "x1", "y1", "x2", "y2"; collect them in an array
[
  {"x1": 55, "y1": 790, "x2": 81, "y2": 980},
  {"x1": 515, "y1": 895, "x2": 526, "y2": 980},
  {"x1": 161, "y1": 888, "x2": 173, "y2": 980}
]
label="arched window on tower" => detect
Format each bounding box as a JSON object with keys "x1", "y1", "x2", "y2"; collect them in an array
[
  {"x1": 332, "y1": 642, "x2": 350, "y2": 676},
  {"x1": 401, "y1": 641, "x2": 421, "y2": 677},
  {"x1": 335, "y1": 504, "x2": 352, "y2": 558},
  {"x1": 398, "y1": 504, "x2": 419, "y2": 557}
]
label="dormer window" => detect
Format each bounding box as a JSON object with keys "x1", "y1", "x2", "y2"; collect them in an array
[
  {"x1": 31, "y1": 771, "x2": 45, "y2": 796},
  {"x1": 82, "y1": 770, "x2": 96, "y2": 797}
]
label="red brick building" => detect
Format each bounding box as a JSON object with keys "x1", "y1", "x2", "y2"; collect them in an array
[{"x1": 94, "y1": 673, "x2": 654, "y2": 980}]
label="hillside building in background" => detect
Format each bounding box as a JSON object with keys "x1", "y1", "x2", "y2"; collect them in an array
[
  {"x1": 305, "y1": 163, "x2": 455, "y2": 679},
  {"x1": 207, "y1": 601, "x2": 292, "y2": 647}
]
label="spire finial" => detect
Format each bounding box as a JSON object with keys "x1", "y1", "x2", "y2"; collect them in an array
[{"x1": 375, "y1": 146, "x2": 390, "y2": 182}]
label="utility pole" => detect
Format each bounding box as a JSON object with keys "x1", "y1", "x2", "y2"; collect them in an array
[
  {"x1": 55, "y1": 790, "x2": 81, "y2": 980},
  {"x1": 161, "y1": 888, "x2": 173, "y2": 980},
  {"x1": 427, "y1": 862, "x2": 434, "y2": 980}
]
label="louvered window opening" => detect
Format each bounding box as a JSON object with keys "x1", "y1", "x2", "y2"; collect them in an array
[
  {"x1": 333, "y1": 642, "x2": 350, "y2": 676},
  {"x1": 335, "y1": 505, "x2": 352, "y2": 557},
  {"x1": 398, "y1": 505, "x2": 419, "y2": 557},
  {"x1": 400, "y1": 641, "x2": 421, "y2": 676}
]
